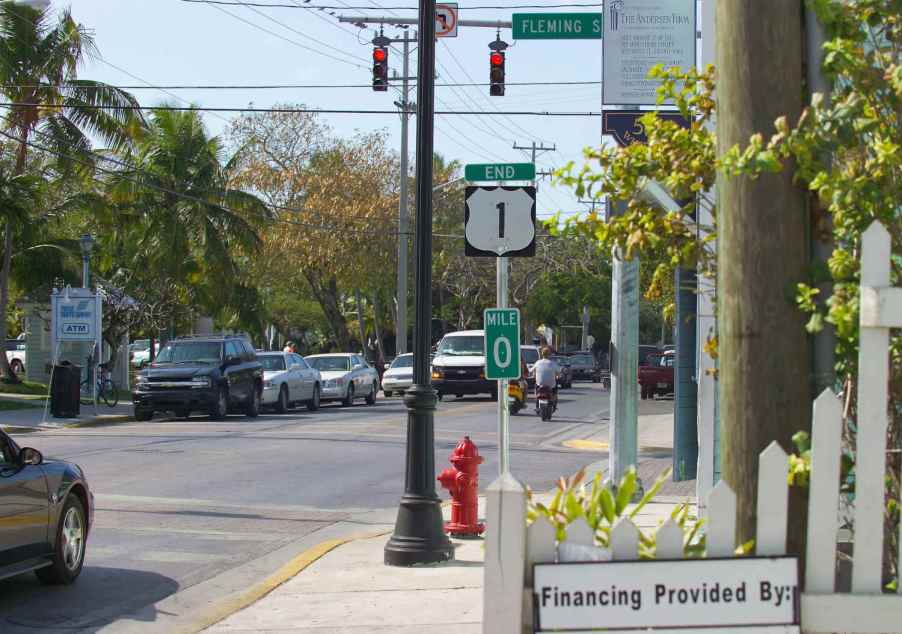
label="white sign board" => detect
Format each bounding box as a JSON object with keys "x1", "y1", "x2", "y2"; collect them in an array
[
  {"x1": 602, "y1": 0, "x2": 696, "y2": 105},
  {"x1": 534, "y1": 557, "x2": 799, "y2": 632},
  {"x1": 436, "y1": 3, "x2": 458, "y2": 37},
  {"x1": 464, "y1": 186, "x2": 536, "y2": 257},
  {"x1": 52, "y1": 290, "x2": 101, "y2": 342}
]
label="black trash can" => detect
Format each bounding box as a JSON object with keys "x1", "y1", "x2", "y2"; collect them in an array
[{"x1": 50, "y1": 362, "x2": 81, "y2": 418}]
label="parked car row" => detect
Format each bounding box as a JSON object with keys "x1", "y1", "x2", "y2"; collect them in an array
[{"x1": 131, "y1": 335, "x2": 383, "y2": 421}]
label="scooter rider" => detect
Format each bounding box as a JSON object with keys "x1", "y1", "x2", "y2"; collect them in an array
[{"x1": 532, "y1": 347, "x2": 559, "y2": 411}]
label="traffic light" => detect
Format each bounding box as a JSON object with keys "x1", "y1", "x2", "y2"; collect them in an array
[
  {"x1": 489, "y1": 51, "x2": 505, "y2": 96},
  {"x1": 372, "y1": 46, "x2": 388, "y2": 92}
]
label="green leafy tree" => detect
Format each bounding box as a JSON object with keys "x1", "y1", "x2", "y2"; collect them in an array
[
  {"x1": 0, "y1": 1, "x2": 142, "y2": 380},
  {"x1": 103, "y1": 108, "x2": 269, "y2": 336},
  {"x1": 560, "y1": 0, "x2": 899, "y2": 564}
]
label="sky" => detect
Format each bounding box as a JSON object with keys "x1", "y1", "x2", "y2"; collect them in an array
[{"x1": 56, "y1": 0, "x2": 609, "y2": 223}]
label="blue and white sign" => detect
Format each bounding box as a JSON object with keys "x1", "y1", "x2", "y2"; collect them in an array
[{"x1": 52, "y1": 289, "x2": 101, "y2": 342}]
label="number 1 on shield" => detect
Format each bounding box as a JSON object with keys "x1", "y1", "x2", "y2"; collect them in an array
[{"x1": 496, "y1": 202, "x2": 505, "y2": 239}]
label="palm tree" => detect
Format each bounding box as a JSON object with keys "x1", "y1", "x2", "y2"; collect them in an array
[
  {"x1": 104, "y1": 107, "x2": 270, "y2": 333},
  {"x1": 0, "y1": 2, "x2": 143, "y2": 380}
]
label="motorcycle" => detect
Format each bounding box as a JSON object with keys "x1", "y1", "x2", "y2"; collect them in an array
[
  {"x1": 535, "y1": 384, "x2": 556, "y2": 421},
  {"x1": 508, "y1": 378, "x2": 528, "y2": 415}
]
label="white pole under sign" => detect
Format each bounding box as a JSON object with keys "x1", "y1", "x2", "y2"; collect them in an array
[{"x1": 496, "y1": 256, "x2": 510, "y2": 474}]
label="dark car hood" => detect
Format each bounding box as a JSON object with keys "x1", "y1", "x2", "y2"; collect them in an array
[{"x1": 144, "y1": 364, "x2": 215, "y2": 379}]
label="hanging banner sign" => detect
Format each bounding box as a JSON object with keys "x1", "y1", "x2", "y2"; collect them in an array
[
  {"x1": 602, "y1": 0, "x2": 696, "y2": 106},
  {"x1": 602, "y1": 109, "x2": 690, "y2": 147}
]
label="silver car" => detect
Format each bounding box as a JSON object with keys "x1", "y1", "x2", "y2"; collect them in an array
[
  {"x1": 381, "y1": 353, "x2": 413, "y2": 397},
  {"x1": 305, "y1": 353, "x2": 380, "y2": 406},
  {"x1": 258, "y1": 352, "x2": 322, "y2": 413}
]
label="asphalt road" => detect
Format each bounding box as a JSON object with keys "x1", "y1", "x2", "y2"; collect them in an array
[{"x1": 0, "y1": 382, "x2": 626, "y2": 633}]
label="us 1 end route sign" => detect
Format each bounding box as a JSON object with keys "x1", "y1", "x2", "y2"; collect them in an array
[
  {"x1": 485, "y1": 308, "x2": 521, "y2": 380},
  {"x1": 465, "y1": 186, "x2": 536, "y2": 257}
]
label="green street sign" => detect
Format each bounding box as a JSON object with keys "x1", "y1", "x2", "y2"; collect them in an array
[
  {"x1": 512, "y1": 12, "x2": 603, "y2": 40},
  {"x1": 465, "y1": 162, "x2": 535, "y2": 182},
  {"x1": 484, "y1": 308, "x2": 521, "y2": 380}
]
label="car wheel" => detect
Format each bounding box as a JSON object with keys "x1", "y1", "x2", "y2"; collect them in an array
[
  {"x1": 307, "y1": 384, "x2": 321, "y2": 412},
  {"x1": 36, "y1": 495, "x2": 86, "y2": 585},
  {"x1": 275, "y1": 384, "x2": 289, "y2": 414},
  {"x1": 10, "y1": 359, "x2": 23, "y2": 374},
  {"x1": 383, "y1": 390, "x2": 392, "y2": 398},
  {"x1": 245, "y1": 384, "x2": 261, "y2": 418},
  {"x1": 210, "y1": 387, "x2": 229, "y2": 420},
  {"x1": 365, "y1": 381, "x2": 377, "y2": 405},
  {"x1": 134, "y1": 408, "x2": 153, "y2": 422},
  {"x1": 342, "y1": 383, "x2": 355, "y2": 407}
]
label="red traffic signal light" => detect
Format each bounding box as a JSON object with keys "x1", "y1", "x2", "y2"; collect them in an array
[
  {"x1": 372, "y1": 46, "x2": 388, "y2": 92},
  {"x1": 489, "y1": 51, "x2": 505, "y2": 96}
]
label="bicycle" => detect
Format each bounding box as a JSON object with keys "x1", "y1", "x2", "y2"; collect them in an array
[{"x1": 80, "y1": 359, "x2": 120, "y2": 407}]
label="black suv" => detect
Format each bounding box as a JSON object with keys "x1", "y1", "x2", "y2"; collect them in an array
[{"x1": 132, "y1": 335, "x2": 263, "y2": 421}]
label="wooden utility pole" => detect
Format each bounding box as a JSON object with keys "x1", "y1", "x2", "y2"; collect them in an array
[{"x1": 716, "y1": 1, "x2": 811, "y2": 551}]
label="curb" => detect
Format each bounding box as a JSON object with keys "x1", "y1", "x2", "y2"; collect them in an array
[
  {"x1": 1, "y1": 415, "x2": 133, "y2": 435},
  {"x1": 183, "y1": 528, "x2": 391, "y2": 634}
]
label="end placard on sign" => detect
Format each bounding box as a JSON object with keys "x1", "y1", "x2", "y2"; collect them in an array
[
  {"x1": 465, "y1": 162, "x2": 535, "y2": 182},
  {"x1": 484, "y1": 308, "x2": 521, "y2": 380}
]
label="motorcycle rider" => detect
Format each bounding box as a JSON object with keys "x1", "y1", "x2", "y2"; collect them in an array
[{"x1": 532, "y1": 347, "x2": 559, "y2": 412}]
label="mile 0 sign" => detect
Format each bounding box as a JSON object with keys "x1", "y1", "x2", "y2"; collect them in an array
[{"x1": 464, "y1": 186, "x2": 536, "y2": 257}]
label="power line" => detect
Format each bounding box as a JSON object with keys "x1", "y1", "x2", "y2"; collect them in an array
[
  {"x1": 206, "y1": 3, "x2": 370, "y2": 69},
  {"x1": 439, "y1": 40, "x2": 553, "y2": 146},
  {"x1": 224, "y1": 0, "x2": 371, "y2": 64},
  {"x1": 181, "y1": 0, "x2": 603, "y2": 8},
  {"x1": 1, "y1": 80, "x2": 603, "y2": 90},
  {"x1": 0, "y1": 101, "x2": 605, "y2": 116}
]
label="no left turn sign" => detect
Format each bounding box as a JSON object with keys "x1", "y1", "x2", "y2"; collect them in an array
[{"x1": 436, "y1": 3, "x2": 458, "y2": 38}]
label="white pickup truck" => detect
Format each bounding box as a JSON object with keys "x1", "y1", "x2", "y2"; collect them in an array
[{"x1": 5, "y1": 338, "x2": 26, "y2": 374}]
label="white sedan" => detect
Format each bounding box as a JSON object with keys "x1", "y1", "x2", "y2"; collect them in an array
[
  {"x1": 258, "y1": 352, "x2": 322, "y2": 413},
  {"x1": 305, "y1": 353, "x2": 380, "y2": 406},
  {"x1": 381, "y1": 353, "x2": 413, "y2": 397}
]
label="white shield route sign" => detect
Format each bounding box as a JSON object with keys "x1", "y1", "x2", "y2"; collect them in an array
[
  {"x1": 465, "y1": 186, "x2": 536, "y2": 257},
  {"x1": 436, "y1": 3, "x2": 458, "y2": 37}
]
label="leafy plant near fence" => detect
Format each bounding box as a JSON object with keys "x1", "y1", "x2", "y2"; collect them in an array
[{"x1": 526, "y1": 466, "x2": 711, "y2": 559}]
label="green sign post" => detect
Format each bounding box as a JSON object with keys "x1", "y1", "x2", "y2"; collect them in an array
[
  {"x1": 512, "y1": 12, "x2": 603, "y2": 40},
  {"x1": 465, "y1": 162, "x2": 535, "y2": 182},
  {"x1": 484, "y1": 308, "x2": 521, "y2": 380}
]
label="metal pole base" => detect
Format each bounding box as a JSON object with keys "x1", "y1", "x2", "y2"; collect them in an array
[{"x1": 384, "y1": 385, "x2": 455, "y2": 567}]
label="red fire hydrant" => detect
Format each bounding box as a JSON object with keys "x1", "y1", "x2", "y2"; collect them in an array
[{"x1": 437, "y1": 436, "x2": 485, "y2": 537}]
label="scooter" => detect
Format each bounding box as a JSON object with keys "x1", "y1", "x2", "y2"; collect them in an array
[
  {"x1": 508, "y1": 378, "x2": 528, "y2": 415},
  {"x1": 535, "y1": 384, "x2": 556, "y2": 421}
]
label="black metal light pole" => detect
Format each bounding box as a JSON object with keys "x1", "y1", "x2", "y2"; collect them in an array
[{"x1": 384, "y1": 0, "x2": 454, "y2": 567}]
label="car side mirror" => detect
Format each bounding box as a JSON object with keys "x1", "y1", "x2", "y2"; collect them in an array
[
  {"x1": 19, "y1": 447, "x2": 42, "y2": 466},
  {"x1": 224, "y1": 356, "x2": 240, "y2": 367},
  {"x1": 384, "y1": 363, "x2": 391, "y2": 370}
]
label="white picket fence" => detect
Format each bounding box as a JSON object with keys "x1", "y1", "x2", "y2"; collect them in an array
[{"x1": 483, "y1": 221, "x2": 902, "y2": 634}]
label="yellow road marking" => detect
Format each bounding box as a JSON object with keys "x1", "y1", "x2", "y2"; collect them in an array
[
  {"x1": 180, "y1": 529, "x2": 390, "y2": 634},
  {"x1": 563, "y1": 439, "x2": 672, "y2": 453}
]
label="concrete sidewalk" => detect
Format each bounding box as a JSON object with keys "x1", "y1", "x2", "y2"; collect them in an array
[
  {"x1": 204, "y1": 494, "x2": 694, "y2": 634},
  {"x1": 202, "y1": 397, "x2": 694, "y2": 633},
  {"x1": 0, "y1": 393, "x2": 132, "y2": 432}
]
